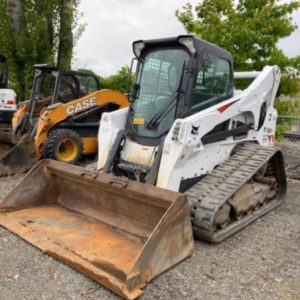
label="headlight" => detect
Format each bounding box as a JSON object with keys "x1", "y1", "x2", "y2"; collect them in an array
[
  {"x1": 133, "y1": 41, "x2": 145, "y2": 58},
  {"x1": 178, "y1": 36, "x2": 196, "y2": 54}
]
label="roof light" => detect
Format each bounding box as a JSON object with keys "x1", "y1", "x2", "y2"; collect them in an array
[
  {"x1": 133, "y1": 41, "x2": 145, "y2": 58},
  {"x1": 178, "y1": 37, "x2": 196, "y2": 54}
]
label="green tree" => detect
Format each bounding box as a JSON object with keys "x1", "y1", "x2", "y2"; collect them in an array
[
  {"x1": 57, "y1": 0, "x2": 83, "y2": 68},
  {"x1": 176, "y1": 0, "x2": 300, "y2": 137},
  {"x1": 0, "y1": 0, "x2": 83, "y2": 100},
  {"x1": 100, "y1": 66, "x2": 134, "y2": 94}
]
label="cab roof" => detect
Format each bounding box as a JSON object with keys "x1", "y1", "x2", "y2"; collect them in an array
[{"x1": 132, "y1": 35, "x2": 233, "y2": 63}]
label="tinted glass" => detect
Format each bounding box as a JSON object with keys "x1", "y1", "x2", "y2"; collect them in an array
[
  {"x1": 39, "y1": 73, "x2": 56, "y2": 99},
  {"x1": 76, "y1": 73, "x2": 99, "y2": 94},
  {"x1": 57, "y1": 73, "x2": 99, "y2": 103},
  {"x1": 131, "y1": 49, "x2": 189, "y2": 138},
  {"x1": 191, "y1": 54, "x2": 230, "y2": 113}
]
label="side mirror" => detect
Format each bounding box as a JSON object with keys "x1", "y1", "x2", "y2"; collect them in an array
[
  {"x1": 130, "y1": 83, "x2": 140, "y2": 102},
  {"x1": 127, "y1": 58, "x2": 139, "y2": 103}
]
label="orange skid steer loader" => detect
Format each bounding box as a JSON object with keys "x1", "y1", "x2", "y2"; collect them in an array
[
  {"x1": 0, "y1": 36, "x2": 286, "y2": 299},
  {"x1": 0, "y1": 65, "x2": 128, "y2": 175}
]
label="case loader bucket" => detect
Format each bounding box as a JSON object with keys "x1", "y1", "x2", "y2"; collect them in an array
[
  {"x1": 0, "y1": 159, "x2": 194, "y2": 299},
  {"x1": 0, "y1": 132, "x2": 37, "y2": 176}
]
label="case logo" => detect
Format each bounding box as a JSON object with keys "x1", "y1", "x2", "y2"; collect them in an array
[{"x1": 66, "y1": 97, "x2": 96, "y2": 115}]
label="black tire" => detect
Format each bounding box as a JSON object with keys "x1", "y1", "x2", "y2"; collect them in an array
[{"x1": 42, "y1": 129, "x2": 83, "y2": 164}]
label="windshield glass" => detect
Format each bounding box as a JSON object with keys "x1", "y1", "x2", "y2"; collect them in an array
[{"x1": 131, "y1": 48, "x2": 189, "y2": 138}]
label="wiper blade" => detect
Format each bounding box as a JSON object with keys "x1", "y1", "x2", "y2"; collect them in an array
[
  {"x1": 147, "y1": 94, "x2": 178, "y2": 129},
  {"x1": 147, "y1": 59, "x2": 188, "y2": 130}
]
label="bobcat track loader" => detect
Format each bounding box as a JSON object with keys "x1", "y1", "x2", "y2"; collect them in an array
[
  {"x1": 0, "y1": 65, "x2": 128, "y2": 175},
  {"x1": 0, "y1": 36, "x2": 287, "y2": 299}
]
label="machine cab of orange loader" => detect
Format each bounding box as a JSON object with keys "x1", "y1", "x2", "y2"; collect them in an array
[{"x1": 12, "y1": 65, "x2": 100, "y2": 136}]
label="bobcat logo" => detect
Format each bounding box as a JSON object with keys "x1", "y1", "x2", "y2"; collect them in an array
[{"x1": 191, "y1": 125, "x2": 199, "y2": 135}]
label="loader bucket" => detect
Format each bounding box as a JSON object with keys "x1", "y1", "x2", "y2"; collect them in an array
[
  {"x1": 0, "y1": 159, "x2": 194, "y2": 299},
  {"x1": 0, "y1": 132, "x2": 37, "y2": 176}
]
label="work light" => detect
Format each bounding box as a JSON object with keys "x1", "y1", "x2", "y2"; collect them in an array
[
  {"x1": 133, "y1": 41, "x2": 145, "y2": 58},
  {"x1": 178, "y1": 36, "x2": 196, "y2": 54}
]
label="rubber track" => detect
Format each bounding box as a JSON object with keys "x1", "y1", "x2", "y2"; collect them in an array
[{"x1": 186, "y1": 143, "x2": 286, "y2": 243}]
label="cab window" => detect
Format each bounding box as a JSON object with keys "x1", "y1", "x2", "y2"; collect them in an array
[{"x1": 191, "y1": 54, "x2": 231, "y2": 113}]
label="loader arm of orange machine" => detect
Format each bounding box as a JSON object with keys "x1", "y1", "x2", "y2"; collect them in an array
[
  {"x1": 34, "y1": 89, "x2": 128, "y2": 157},
  {"x1": 11, "y1": 104, "x2": 29, "y2": 131}
]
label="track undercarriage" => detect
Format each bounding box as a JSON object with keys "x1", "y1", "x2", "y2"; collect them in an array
[{"x1": 187, "y1": 143, "x2": 287, "y2": 243}]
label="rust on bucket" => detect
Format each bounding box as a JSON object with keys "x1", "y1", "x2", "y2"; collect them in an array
[{"x1": 0, "y1": 159, "x2": 194, "y2": 299}]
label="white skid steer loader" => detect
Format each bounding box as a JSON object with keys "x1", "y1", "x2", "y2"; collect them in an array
[{"x1": 0, "y1": 36, "x2": 286, "y2": 299}]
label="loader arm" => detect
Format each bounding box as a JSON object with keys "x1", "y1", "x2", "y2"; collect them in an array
[
  {"x1": 157, "y1": 65, "x2": 281, "y2": 190},
  {"x1": 11, "y1": 104, "x2": 28, "y2": 131},
  {"x1": 34, "y1": 89, "x2": 128, "y2": 157}
]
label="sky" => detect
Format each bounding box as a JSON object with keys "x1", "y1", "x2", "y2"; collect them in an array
[{"x1": 73, "y1": 0, "x2": 300, "y2": 77}]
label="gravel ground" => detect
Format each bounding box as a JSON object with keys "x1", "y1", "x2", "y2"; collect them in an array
[{"x1": 0, "y1": 142, "x2": 299, "y2": 300}]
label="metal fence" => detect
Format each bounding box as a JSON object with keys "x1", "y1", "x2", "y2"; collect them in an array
[
  {"x1": 277, "y1": 115, "x2": 300, "y2": 141},
  {"x1": 277, "y1": 115, "x2": 300, "y2": 179}
]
